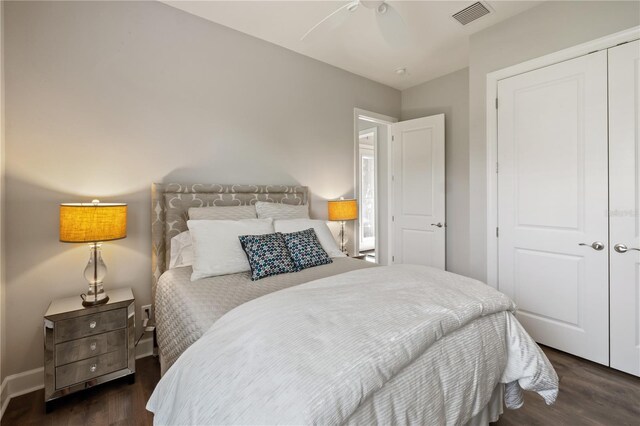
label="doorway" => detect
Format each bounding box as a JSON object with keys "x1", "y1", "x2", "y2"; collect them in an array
[
  {"x1": 358, "y1": 128, "x2": 377, "y2": 258},
  {"x1": 354, "y1": 109, "x2": 396, "y2": 265},
  {"x1": 353, "y1": 109, "x2": 446, "y2": 268}
]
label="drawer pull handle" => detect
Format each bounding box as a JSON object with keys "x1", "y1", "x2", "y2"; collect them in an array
[
  {"x1": 89, "y1": 342, "x2": 97, "y2": 351},
  {"x1": 89, "y1": 321, "x2": 97, "y2": 329},
  {"x1": 89, "y1": 364, "x2": 97, "y2": 373}
]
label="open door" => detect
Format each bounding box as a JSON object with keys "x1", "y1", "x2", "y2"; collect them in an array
[{"x1": 391, "y1": 114, "x2": 445, "y2": 269}]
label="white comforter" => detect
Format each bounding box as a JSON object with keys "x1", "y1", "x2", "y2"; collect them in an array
[{"x1": 147, "y1": 265, "x2": 558, "y2": 425}]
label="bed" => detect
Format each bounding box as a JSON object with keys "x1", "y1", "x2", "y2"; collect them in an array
[
  {"x1": 148, "y1": 183, "x2": 558, "y2": 425},
  {"x1": 151, "y1": 183, "x2": 375, "y2": 373}
]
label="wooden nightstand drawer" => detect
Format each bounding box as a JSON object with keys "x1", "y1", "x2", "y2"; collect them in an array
[
  {"x1": 55, "y1": 347, "x2": 127, "y2": 389},
  {"x1": 55, "y1": 329, "x2": 126, "y2": 366},
  {"x1": 55, "y1": 308, "x2": 126, "y2": 343}
]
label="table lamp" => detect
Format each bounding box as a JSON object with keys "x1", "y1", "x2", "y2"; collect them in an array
[
  {"x1": 60, "y1": 200, "x2": 127, "y2": 307},
  {"x1": 328, "y1": 198, "x2": 358, "y2": 254}
]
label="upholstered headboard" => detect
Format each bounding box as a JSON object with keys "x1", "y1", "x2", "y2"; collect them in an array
[{"x1": 151, "y1": 183, "x2": 308, "y2": 296}]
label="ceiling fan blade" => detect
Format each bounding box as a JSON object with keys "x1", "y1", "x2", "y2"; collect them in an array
[
  {"x1": 360, "y1": 1, "x2": 384, "y2": 9},
  {"x1": 301, "y1": 1, "x2": 358, "y2": 42},
  {"x1": 376, "y1": 3, "x2": 410, "y2": 47}
]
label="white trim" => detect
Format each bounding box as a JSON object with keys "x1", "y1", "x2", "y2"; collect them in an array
[
  {"x1": 354, "y1": 108, "x2": 396, "y2": 126},
  {"x1": 353, "y1": 108, "x2": 397, "y2": 264},
  {"x1": 0, "y1": 380, "x2": 8, "y2": 420},
  {"x1": 135, "y1": 335, "x2": 155, "y2": 360},
  {"x1": 0, "y1": 337, "x2": 154, "y2": 420},
  {"x1": 0, "y1": 380, "x2": 6, "y2": 421},
  {"x1": 485, "y1": 26, "x2": 640, "y2": 288},
  {"x1": 1, "y1": 367, "x2": 44, "y2": 419}
]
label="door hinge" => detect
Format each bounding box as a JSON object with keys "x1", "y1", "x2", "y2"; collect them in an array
[
  {"x1": 496, "y1": 162, "x2": 499, "y2": 173},
  {"x1": 495, "y1": 98, "x2": 498, "y2": 109},
  {"x1": 392, "y1": 175, "x2": 395, "y2": 181},
  {"x1": 496, "y1": 227, "x2": 499, "y2": 238},
  {"x1": 392, "y1": 255, "x2": 395, "y2": 262},
  {"x1": 392, "y1": 135, "x2": 395, "y2": 141},
  {"x1": 392, "y1": 215, "x2": 395, "y2": 222}
]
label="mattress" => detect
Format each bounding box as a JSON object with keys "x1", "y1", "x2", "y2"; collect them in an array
[{"x1": 155, "y1": 257, "x2": 375, "y2": 372}]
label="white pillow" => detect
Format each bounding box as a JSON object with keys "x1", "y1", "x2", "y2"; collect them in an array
[
  {"x1": 169, "y1": 231, "x2": 194, "y2": 269},
  {"x1": 273, "y1": 219, "x2": 346, "y2": 258},
  {"x1": 255, "y1": 201, "x2": 309, "y2": 220},
  {"x1": 188, "y1": 205, "x2": 257, "y2": 220},
  {"x1": 187, "y1": 218, "x2": 275, "y2": 281}
]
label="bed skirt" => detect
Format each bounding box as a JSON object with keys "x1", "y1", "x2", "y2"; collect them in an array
[{"x1": 466, "y1": 384, "x2": 504, "y2": 425}]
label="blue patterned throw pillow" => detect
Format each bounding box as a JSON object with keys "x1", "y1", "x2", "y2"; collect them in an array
[
  {"x1": 282, "y1": 228, "x2": 333, "y2": 271},
  {"x1": 239, "y1": 233, "x2": 296, "y2": 281}
]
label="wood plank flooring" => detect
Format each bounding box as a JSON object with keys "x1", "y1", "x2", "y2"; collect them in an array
[
  {"x1": 495, "y1": 347, "x2": 640, "y2": 426},
  {"x1": 1, "y1": 356, "x2": 159, "y2": 426},
  {"x1": 2, "y1": 346, "x2": 638, "y2": 425}
]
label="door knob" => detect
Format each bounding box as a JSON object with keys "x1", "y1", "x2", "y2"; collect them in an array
[
  {"x1": 431, "y1": 223, "x2": 444, "y2": 228},
  {"x1": 614, "y1": 243, "x2": 640, "y2": 253},
  {"x1": 578, "y1": 241, "x2": 605, "y2": 251}
]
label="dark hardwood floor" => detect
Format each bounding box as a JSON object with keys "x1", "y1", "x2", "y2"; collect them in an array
[
  {"x1": 1, "y1": 356, "x2": 159, "y2": 426},
  {"x1": 2, "y1": 346, "x2": 638, "y2": 425},
  {"x1": 495, "y1": 346, "x2": 640, "y2": 426}
]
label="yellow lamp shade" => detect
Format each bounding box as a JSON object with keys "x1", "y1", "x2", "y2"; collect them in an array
[
  {"x1": 328, "y1": 199, "x2": 358, "y2": 221},
  {"x1": 60, "y1": 201, "x2": 127, "y2": 243}
]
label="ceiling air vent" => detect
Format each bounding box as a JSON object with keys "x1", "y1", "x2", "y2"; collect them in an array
[{"x1": 452, "y1": 2, "x2": 491, "y2": 25}]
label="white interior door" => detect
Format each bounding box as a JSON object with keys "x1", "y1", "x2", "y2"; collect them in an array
[
  {"x1": 497, "y1": 51, "x2": 609, "y2": 365},
  {"x1": 609, "y1": 40, "x2": 640, "y2": 377},
  {"x1": 391, "y1": 114, "x2": 445, "y2": 269}
]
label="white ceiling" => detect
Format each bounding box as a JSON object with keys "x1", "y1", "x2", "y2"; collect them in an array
[{"x1": 162, "y1": 1, "x2": 542, "y2": 90}]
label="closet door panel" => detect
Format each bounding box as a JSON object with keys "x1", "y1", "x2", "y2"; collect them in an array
[
  {"x1": 497, "y1": 51, "x2": 609, "y2": 365},
  {"x1": 609, "y1": 40, "x2": 640, "y2": 377}
]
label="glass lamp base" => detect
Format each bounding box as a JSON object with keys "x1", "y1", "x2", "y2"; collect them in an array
[
  {"x1": 339, "y1": 221, "x2": 349, "y2": 254},
  {"x1": 81, "y1": 243, "x2": 110, "y2": 307},
  {"x1": 82, "y1": 293, "x2": 109, "y2": 307}
]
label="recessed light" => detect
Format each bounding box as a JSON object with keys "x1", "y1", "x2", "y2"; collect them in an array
[{"x1": 395, "y1": 68, "x2": 407, "y2": 75}]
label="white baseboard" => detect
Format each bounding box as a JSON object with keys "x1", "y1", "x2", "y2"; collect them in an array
[
  {"x1": 0, "y1": 380, "x2": 6, "y2": 421},
  {"x1": 135, "y1": 336, "x2": 155, "y2": 360},
  {"x1": 0, "y1": 366, "x2": 44, "y2": 419},
  {"x1": 0, "y1": 336, "x2": 155, "y2": 420}
]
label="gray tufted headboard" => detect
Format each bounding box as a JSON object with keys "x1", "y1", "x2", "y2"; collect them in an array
[{"x1": 151, "y1": 183, "x2": 308, "y2": 297}]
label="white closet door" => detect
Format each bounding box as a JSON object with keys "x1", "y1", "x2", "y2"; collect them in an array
[
  {"x1": 497, "y1": 51, "x2": 609, "y2": 365},
  {"x1": 609, "y1": 40, "x2": 640, "y2": 377},
  {"x1": 391, "y1": 114, "x2": 445, "y2": 269}
]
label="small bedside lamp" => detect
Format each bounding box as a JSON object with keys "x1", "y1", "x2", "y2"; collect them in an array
[
  {"x1": 60, "y1": 200, "x2": 127, "y2": 307},
  {"x1": 328, "y1": 198, "x2": 358, "y2": 254}
]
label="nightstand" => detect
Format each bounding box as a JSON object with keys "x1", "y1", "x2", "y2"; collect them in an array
[{"x1": 44, "y1": 288, "x2": 135, "y2": 412}]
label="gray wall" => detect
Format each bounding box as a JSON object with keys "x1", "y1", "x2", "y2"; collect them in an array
[
  {"x1": 401, "y1": 68, "x2": 469, "y2": 276},
  {"x1": 468, "y1": 0, "x2": 640, "y2": 281},
  {"x1": 3, "y1": 0, "x2": 400, "y2": 376}
]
